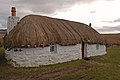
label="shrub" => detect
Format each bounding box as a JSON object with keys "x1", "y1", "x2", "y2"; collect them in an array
[{"x1": 0, "y1": 47, "x2": 6, "y2": 63}]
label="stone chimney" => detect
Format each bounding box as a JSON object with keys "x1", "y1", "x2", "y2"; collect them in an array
[{"x1": 7, "y1": 7, "x2": 20, "y2": 34}]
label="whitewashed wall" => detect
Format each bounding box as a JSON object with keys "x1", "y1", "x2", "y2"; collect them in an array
[
  {"x1": 7, "y1": 16, "x2": 19, "y2": 34},
  {"x1": 5, "y1": 44, "x2": 82, "y2": 67},
  {"x1": 86, "y1": 44, "x2": 106, "y2": 57},
  {"x1": 5, "y1": 44, "x2": 106, "y2": 67}
]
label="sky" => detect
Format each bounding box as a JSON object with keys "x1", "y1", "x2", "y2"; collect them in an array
[{"x1": 0, "y1": 0, "x2": 120, "y2": 34}]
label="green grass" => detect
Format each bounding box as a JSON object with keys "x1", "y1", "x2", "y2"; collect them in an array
[{"x1": 0, "y1": 47, "x2": 120, "y2": 80}]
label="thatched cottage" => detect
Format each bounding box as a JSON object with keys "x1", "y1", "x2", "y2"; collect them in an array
[{"x1": 5, "y1": 7, "x2": 106, "y2": 67}]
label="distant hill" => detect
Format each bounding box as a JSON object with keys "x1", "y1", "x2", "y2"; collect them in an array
[
  {"x1": 101, "y1": 33, "x2": 120, "y2": 46},
  {"x1": 0, "y1": 29, "x2": 7, "y2": 33}
]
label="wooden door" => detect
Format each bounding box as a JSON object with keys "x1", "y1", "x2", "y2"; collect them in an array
[
  {"x1": 81, "y1": 42, "x2": 84, "y2": 59},
  {"x1": 81, "y1": 42, "x2": 87, "y2": 59}
]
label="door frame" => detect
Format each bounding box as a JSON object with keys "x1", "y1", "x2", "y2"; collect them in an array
[
  {"x1": 81, "y1": 42, "x2": 87, "y2": 59},
  {"x1": 81, "y1": 42, "x2": 84, "y2": 59}
]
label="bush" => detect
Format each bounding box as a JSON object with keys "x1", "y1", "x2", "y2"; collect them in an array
[
  {"x1": 0, "y1": 47, "x2": 6, "y2": 63},
  {"x1": 0, "y1": 47, "x2": 5, "y2": 55}
]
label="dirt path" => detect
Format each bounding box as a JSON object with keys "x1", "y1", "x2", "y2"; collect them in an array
[{"x1": 26, "y1": 65, "x2": 88, "y2": 80}]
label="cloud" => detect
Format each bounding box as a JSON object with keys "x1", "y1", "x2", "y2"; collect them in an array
[
  {"x1": 0, "y1": 0, "x2": 116, "y2": 29},
  {"x1": 104, "y1": 0, "x2": 114, "y2": 1},
  {"x1": 0, "y1": 24, "x2": 5, "y2": 29},
  {"x1": 101, "y1": 18, "x2": 120, "y2": 23},
  {"x1": 97, "y1": 25, "x2": 120, "y2": 32},
  {"x1": 113, "y1": 18, "x2": 120, "y2": 22},
  {"x1": 14, "y1": 0, "x2": 97, "y2": 14},
  {"x1": 0, "y1": 0, "x2": 98, "y2": 28},
  {"x1": 90, "y1": 10, "x2": 96, "y2": 13},
  {"x1": 0, "y1": 24, "x2": 2, "y2": 28},
  {"x1": 101, "y1": 21, "x2": 113, "y2": 23}
]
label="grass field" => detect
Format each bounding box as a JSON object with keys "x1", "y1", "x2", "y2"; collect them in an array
[{"x1": 0, "y1": 47, "x2": 120, "y2": 80}]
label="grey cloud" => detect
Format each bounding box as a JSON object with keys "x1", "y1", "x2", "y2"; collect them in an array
[
  {"x1": 113, "y1": 18, "x2": 120, "y2": 22},
  {"x1": 90, "y1": 10, "x2": 96, "y2": 13},
  {"x1": 101, "y1": 21, "x2": 113, "y2": 23},
  {"x1": 0, "y1": 24, "x2": 3, "y2": 29},
  {"x1": 0, "y1": 0, "x2": 97, "y2": 28},
  {"x1": 14, "y1": 0, "x2": 97, "y2": 14},
  {"x1": 0, "y1": 0, "x2": 116, "y2": 29},
  {"x1": 97, "y1": 25, "x2": 120, "y2": 32},
  {"x1": 104, "y1": 0, "x2": 114, "y2": 1},
  {"x1": 101, "y1": 18, "x2": 120, "y2": 23}
]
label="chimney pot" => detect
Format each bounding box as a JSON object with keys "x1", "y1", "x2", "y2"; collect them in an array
[
  {"x1": 89, "y1": 23, "x2": 91, "y2": 27},
  {"x1": 11, "y1": 7, "x2": 16, "y2": 16}
]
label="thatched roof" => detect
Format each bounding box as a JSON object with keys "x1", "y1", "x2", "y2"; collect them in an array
[
  {"x1": 101, "y1": 33, "x2": 120, "y2": 46},
  {"x1": 5, "y1": 15, "x2": 105, "y2": 48}
]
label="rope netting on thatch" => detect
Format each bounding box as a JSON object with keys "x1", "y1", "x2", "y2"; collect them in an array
[{"x1": 5, "y1": 15, "x2": 105, "y2": 48}]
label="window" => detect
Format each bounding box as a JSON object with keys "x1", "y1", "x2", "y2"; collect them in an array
[
  {"x1": 96, "y1": 44, "x2": 99, "y2": 50},
  {"x1": 50, "y1": 44, "x2": 57, "y2": 53},
  {"x1": 50, "y1": 45, "x2": 54, "y2": 52}
]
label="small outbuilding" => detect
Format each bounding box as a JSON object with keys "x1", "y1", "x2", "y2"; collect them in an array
[{"x1": 4, "y1": 7, "x2": 106, "y2": 67}]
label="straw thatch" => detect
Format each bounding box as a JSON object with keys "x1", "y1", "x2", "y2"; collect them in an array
[
  {"x1": 5, "y1": 15, "x2": 105, "y2": 48},
  {"x1": 101, "y1": 34, "x2": 120, "y2": 46}
]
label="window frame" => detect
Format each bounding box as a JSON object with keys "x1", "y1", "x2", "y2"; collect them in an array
[{"x1": 50, "y1": 44, "x2": 57, "y2": 53}]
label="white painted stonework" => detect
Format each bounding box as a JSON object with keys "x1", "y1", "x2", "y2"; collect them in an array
[
  {"x1": 5, "y1": 44, "x2": 106, "y2": 67},
  {"x1": 5, "y1": 44, "x2": 81, "y2": 67},
  {"x1": 7, "y1": 16, "x2": 19, "y2": 34},
  {"x1": 86, "y1": 44, "x2": 106, "y2": 57}
]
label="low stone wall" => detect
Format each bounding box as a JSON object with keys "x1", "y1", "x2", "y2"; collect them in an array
[{"x1": 5, "y1": 44, "x2": 81, "y2": 67}]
